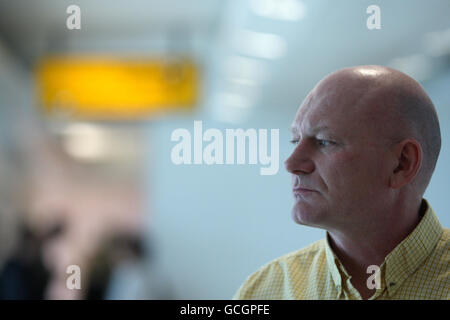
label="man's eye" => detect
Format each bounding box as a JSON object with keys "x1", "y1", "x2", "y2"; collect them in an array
[
  {"x1": 290, "y1": 139, "x2": 299, "y2": 145},
  {"x1": 317, "y1": 139, "x2": 334, "y2": 147}
]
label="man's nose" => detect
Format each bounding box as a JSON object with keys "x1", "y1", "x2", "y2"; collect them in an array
[{"x1": 284, "y1": 141, "x2": 315, "y2": 175}]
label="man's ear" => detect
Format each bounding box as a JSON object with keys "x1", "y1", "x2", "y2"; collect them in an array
[{"x1": 389, "y1": 139, "x2": 422, "y2": 189}]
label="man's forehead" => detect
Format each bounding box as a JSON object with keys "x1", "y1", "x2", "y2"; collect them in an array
[
  {"x1": 291, "y1": 84, "x2": 373, "y2": 136},
  {"x1": 291, "y1": 95, "x2": 338, "y2": 135}
]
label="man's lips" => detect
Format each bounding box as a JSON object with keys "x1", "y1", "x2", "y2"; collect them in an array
[{"x1": 292, "y1": 187, "x2": 317, "y2": 195}]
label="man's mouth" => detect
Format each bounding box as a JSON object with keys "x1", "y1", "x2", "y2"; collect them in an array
[{"x1": 293, "y1": 187, "x2": 316, "y2": 195}]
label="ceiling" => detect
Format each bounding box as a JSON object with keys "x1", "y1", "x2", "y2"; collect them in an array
[{"x1": 0, "y1": 0, "x2": 449, "y2": 122}]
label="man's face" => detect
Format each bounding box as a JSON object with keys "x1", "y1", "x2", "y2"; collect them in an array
[{"x1": 284, "y1": 79, "x2": 394, "y2": 231}]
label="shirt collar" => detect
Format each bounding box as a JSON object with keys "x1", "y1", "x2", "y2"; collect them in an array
[
  {"x1": 324, "y1": 233, "x2": 344, "y2": 288},
  {"x1": 384, "y1": 199, "x2": 443, "y2": 296},
  {"x1": 324, "y1": 199, "x2": 443, "y2": 297}
]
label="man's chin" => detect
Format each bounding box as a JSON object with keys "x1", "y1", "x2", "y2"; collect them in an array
[{"x1": 291, "y1": 201, "x2": 326, "y2": 228}]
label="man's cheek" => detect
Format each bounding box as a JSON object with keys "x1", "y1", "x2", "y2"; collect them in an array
[{"x1": 329, "y1": 163, "x2": 368, "y2": 194}]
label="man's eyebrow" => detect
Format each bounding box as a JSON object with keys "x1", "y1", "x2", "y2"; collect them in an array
[{"x1": 289, "y1": 126, "x2": 298, "y2": 135}]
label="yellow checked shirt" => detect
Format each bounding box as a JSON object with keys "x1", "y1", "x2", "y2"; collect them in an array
[{"x1": 234, "y1": 200, "x2": 449, "y2": 300}]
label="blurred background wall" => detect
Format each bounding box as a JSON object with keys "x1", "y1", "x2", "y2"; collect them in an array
[{"x1": 0, "y1": 0, "x2": 448, "y2": 299}]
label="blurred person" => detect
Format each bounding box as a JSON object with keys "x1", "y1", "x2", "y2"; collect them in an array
[
  {"x1": 104, "y1": 234, "x2": 174, "y2": 300},
  {"x1": 234, "y1": 65, "x2": 449, "y2": 300},
  {"x1": 0, "y1": 220, "x2": 73, "y2": 300},
  {"x1": 85, "y1": 233, "x2": 173, "y2": 300},
  {"x1": 0, "y1": 222, "x2": 50, "y2": 299},
  {"x1": 83, "y1": 237, "x2": 114, "y2": 300}
]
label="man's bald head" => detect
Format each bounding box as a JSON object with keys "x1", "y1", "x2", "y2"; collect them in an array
[{"x1": 313, "y1": 65, "x2": 441, "y2": 194}]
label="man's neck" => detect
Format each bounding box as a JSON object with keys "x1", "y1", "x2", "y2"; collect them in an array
[{"x1": 326, "y1": 199, "x2": 424, "y2": 298}]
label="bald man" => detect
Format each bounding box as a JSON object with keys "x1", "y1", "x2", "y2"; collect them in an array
[{"x1": 234, "y1": 65, "x2": 449, "y2": 300}]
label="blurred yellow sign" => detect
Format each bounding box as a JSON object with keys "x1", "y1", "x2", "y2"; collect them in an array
[{"x1": 35, "y1": 56, "x2": 199, "y2": 119}]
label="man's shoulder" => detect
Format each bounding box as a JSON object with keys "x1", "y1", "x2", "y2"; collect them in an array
[
  {"x1": 233, "y1": 239, "x2": 326, "y2": 299},
  {"x1": 269, "y1": 238, "x2": 326, "y2": 266},
  {"x1": 253, "y1": 238, "x2": 326, "y2": 273}
]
